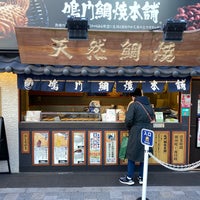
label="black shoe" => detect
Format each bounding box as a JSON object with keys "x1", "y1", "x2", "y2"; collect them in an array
[
  {"x1": 137, "y1": 176, "x2": 143, "y2": 184},
  {"x1": 119, "y1": 175, "x2": 135, "y2": 185}
]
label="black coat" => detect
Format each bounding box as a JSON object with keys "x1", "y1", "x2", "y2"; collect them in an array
[{"x1": 125, "y1": 96, "x2": 154, "y2": 162}]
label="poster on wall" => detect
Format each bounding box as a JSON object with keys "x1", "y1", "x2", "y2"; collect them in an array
[
  {"x1": 149, "y1": 131, "x2": 170, "y2": 164},
  {"x1": 181, "y1": 94, "x2": 191, "y2": 108},
  {"x1": 32, "y1": 131, "x2": 49, "y2": 165},
  {"x1": 181, "y1": 94, "x2": 191, "y2": 116},
  {"x1": 104, "y1": 131, "x2": 118, "y2": 165},
  {"x1": 52, "y1": 131, "x2": 69, "y2": 165},
  {"x1": 88, "y1": 131, "x2": 102, "y2": 165},
  {"x1": 21, "y1": 131, "x2": 30, "y2": 154},
  {"x1": 72, "y1": 131, "x2": 86, "y2": 165},
  {"x1": 0, "y1": 0, "x2": 199, "y2": 50},
  {"x1": 171, "y1": 131, "x2": 186, "y2": 164}
]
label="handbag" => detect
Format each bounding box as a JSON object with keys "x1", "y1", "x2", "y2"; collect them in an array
[{"x1": 119, "y1": 136, "x2": 128, "y2": 160}]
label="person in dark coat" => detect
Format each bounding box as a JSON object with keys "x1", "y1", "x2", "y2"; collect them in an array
[{"x1": 119, "y1": 88, "x2": 155, "y2": 185}]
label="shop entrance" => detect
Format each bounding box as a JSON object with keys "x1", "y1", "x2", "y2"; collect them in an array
[{"x1": 190, "y1": 79, "x2": 200, "y2": 165}]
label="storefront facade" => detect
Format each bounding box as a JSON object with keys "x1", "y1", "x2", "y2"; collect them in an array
[
  {"x1": 0, "y1": 53, "x2": 200, "y2": 172},
  {"x1": 0, "y1": 0, "x2": 200, "y2": 173}
]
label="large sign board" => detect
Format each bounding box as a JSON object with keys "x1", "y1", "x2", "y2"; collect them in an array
[
  {"x1": 0, "y1": 0, "x2": 199, "y2": 50},
  {"x1": 15, "y1": 27, "x2": 200, "y2": 66}
]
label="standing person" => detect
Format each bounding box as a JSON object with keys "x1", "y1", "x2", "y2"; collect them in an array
[{"x1": 119, "y1": 88, "x2": 155, "y2": 185}]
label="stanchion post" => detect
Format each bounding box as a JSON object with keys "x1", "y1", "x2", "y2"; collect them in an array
[
  {"x1": 142, "y1": 145, "x2": 150, "y2": 200},
  {"x1": 136, "y1": 145, "x2": 149, "y2": 200},
  {"x1": 137, "y1": 128, "x2": 154, "y2": 200}
]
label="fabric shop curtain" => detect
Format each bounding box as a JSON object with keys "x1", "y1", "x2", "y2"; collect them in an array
[{"x1": 18, "y1": 74, "x2": 190, "y2": 93}]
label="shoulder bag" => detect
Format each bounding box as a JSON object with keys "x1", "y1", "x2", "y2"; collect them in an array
[{"x1": 136, "y1": 101, "x2": 155, "y2": 123}]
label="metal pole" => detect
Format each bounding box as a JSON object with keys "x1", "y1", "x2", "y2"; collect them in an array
[{"x1": 142, "y1": 145, "x2": 149, "y2": 200}]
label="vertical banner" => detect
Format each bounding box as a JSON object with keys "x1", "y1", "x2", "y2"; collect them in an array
[{"x1": 21, "y1": 131, "x2": 30, "y2": 154}]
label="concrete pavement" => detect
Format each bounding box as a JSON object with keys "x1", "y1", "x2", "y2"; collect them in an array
[
  {"x1": 0, "y1": 186, "x2": 200, "y2": 200},
  {"x1": 0, "y1": 171, "x2": 200, "y2": 200}
]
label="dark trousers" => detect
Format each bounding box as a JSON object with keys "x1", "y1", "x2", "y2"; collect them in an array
[{"x1": 127, "y1": 160, "x2": 144, "y2": 178}]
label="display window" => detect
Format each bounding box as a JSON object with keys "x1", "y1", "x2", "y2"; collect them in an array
[
  {"x1": 20, "y1": 89, "x2": 182, "y2": 123},
  {"x1": 146, "y1": 91, "x2": 181, "y2": 123}
]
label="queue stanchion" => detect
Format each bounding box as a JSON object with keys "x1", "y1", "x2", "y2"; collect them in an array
[{"x1": 137, "y1": 128, "x2": 154, "y2": 200}]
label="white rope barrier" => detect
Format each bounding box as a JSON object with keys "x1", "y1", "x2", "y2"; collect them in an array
[{"x1": 148, "y1": 152, "x2": 200, "y2": 171}]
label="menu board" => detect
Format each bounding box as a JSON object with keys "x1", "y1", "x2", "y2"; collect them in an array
[
  {"x1": 52, "y1": 131, "x2": 69, "y2": 166},
  {"x1": 72, "y1": 131, "x2": 86, "y2": 165},
  {"x1": 88, "y1": 131, "x2": 102, "y2": 165},
  {"x1": 104, "y1": 131, "x2": 118, "y2": 165},
  {"x1": 119, "y1": 131, "x2": 129, "y2": 165},
  {"x1": 21, "y1": 131, "x2": 30, "y2": 154},
  {"x1": 171, "y1": 131, "x2": 186, "y2": 164},
  {"x1": 32, "y1": 131, "x2": 49, "y2": 165},
  {"x1": 149, "y1": 131, "x2": 170, "y2": 164}
]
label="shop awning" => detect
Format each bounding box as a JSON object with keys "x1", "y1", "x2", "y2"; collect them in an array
[
  {"x1": 0, "y1": 54, "x2": 198, "y2": 92},
  {"x1": 17, "y1": 74, "x2": 190, "y2": 93}
]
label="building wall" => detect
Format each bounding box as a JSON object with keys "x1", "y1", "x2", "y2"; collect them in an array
[{"x1": 0, "y1": 73, "x2": 19, "y2": 173}]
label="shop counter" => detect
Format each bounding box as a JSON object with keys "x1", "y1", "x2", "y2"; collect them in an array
[{"x1": 19, "y1": 120, "x2": 189, "y2": 172}]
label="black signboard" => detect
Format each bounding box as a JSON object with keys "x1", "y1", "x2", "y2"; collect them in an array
[
  {"x1": 0, "y1": 0, "x2": 199, "y2": 50},
  {"x1": 0, "y1": 117, "x2": 11, "y2": 173}
]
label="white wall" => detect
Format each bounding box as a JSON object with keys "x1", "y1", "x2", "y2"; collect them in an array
[{"x1": 0, "y1": 73, "x2": 19, "y2": 173}]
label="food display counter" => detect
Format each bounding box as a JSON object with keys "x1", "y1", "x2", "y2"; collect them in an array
[{"x1": 41, "y1": 112, "x2": 101, "y2": 121}]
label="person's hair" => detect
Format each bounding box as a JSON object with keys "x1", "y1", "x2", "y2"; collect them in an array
[{"x1": 130, "y1": 88, "x2": 142, "y2": 97}]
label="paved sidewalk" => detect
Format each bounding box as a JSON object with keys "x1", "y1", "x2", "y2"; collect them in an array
[
  {"x1": 0, "y1": 186, "x2": 200, "y2": 200},
  {"x1": 0, "y1": 171, "x2": 200, "y2": 200}
]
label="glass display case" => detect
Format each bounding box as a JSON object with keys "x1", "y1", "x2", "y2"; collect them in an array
[{"x1": 41, "y1": 112, "x2": 101, "y2": 121}]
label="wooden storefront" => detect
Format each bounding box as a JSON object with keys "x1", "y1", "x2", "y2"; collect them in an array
[{"x1": 15, "y1": 27, "x2": 199, "y2": 172}]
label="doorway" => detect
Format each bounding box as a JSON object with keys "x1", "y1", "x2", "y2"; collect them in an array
[{"x1": 190, "y1": 78, "x2": 200, "y2": 165}]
